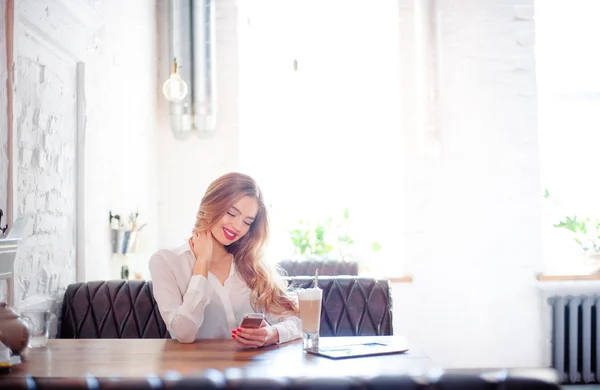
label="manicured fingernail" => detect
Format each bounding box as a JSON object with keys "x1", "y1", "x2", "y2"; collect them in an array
[
  {"x1": 237, "y1": 328, "x2": 241, "y2": 332},
  {"x1": 232, "y1": 330, "x2": 237, "y2": 334},
  {"x1": 232, "y1": 334, "x2": 236, "y2": 339}
]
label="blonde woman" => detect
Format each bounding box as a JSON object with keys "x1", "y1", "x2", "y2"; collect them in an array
[{"x1": 149, "y1": 172, "x2": 301, "y2": 346}]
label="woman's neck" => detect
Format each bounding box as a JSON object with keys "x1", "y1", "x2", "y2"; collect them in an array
[{"x1": 211, "y1": 237, "x2": 230, "y2": 264}]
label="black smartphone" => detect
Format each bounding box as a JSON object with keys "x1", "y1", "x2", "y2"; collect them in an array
[{"x1": 240, "y1": 313, "x2": 265, "y2": 329}]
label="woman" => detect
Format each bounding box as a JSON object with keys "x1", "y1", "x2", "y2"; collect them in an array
[{"x1": 149, "y1": 172, "x2": 302, "y2": 346}]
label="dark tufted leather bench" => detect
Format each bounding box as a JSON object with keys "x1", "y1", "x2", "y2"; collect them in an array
[
  {"x1": 284, "y1": 276, "x2": 392, "y2": 336},
  {"x1": 59, "y1": 276, "x2": 391, "y2": 339},
  {"x1": 278, "y1": 259, "x2": 359, "y2": 276},
  {"x1": 0, "y1": 369, "x2": 561, "y2": 389},
  {"x1": 59, "y1": 280, "x2": 169, "y2": 339}
]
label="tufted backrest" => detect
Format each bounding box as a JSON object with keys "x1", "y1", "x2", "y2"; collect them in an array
[
  {"x1": 284, "y1": 276, "x2": 393, "y2": 336},
  {"x1": 278, "y1": 259, "x2": 359, "y2": 276},
  {"x1": 59, "y1": 276, "x2": 391, "y2": 339},
  {"x1": 59, "y1": 280, "x2": 169, "y2": 339}
]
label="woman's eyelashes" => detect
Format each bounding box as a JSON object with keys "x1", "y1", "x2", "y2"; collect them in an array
[{"x1": 227, "y1": 211, "x2": 252, "y2": 227}]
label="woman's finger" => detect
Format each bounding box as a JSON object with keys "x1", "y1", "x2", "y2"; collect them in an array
[
  {"x1": 233, "y1": 332, "x2": 263, "y2": 348},
  {"x1": 234, "y1": 327, "x2": 269, "y2": 345},
  {"x1": 197, "y1": 231, "x2": 209, "y2": 243},
  {"x1": 238, "y1": 327, "x2": 267, "y2": 340}
]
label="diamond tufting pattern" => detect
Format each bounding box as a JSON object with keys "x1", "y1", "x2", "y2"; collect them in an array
[
  {"x1": 59, "y1": 280, "x2": 169, "y2": 339},
  {"x1": 58, "y1": 276, "x2": 391, "y2": 339},
  {"x1": 284, "y1": 276, "x2": 393, "y2": 337},
  {"x1": 278, "y1": 259, "x2": 358, "y2": 276}
]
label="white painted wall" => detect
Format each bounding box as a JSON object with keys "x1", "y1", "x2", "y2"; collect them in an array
[
  {"x1": 156, "y1": 0, "x2": 240, "y2": 250},
  {"x1": 393, "y1": 0, "x2": 545, "y2": 369},
  {"x1": 83, "y1": 0, "x2": 158, "y2": 283}
]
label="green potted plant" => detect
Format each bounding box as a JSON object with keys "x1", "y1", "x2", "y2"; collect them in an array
[
  {"x1": 288, "y1": 218, "x2": 334, "y2": 258},
  {"x1": 287, "y1": 208, "x2": 382, "y2": 272},
  {"x1": 553, "y1": 215, "x2": 600, "y2": 253},
  {"x1": 544, "y1": 189, "x2": 600, "y2": 272}
]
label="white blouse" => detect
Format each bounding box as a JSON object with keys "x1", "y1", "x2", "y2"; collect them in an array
[{"x1": 149, "y1": 242, "x2": 302, "y2": 344}]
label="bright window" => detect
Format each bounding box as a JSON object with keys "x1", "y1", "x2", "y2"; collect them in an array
[
  {"x1": 536, "y1": 0, "x2": 600, "y2": 273},
  {"x1": 238, "y1": 0, "x2": 403, "y2": 274}
]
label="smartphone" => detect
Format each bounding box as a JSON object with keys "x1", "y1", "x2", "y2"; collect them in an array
[{"x1": 240, "y1": 313, "x2": 265, "y2": 329}]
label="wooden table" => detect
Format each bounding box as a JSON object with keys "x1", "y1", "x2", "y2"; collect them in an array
[{"x1": 5, "y1": 336, "x2": 433, "y2": 379}]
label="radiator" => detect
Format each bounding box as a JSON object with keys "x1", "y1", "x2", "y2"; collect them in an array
[{"x1": 548, "y1": 295, "x2": 600, "y2": 384}]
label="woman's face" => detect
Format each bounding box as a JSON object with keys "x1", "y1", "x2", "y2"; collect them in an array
[{"x1": 210, "y1": 195, "x2": 259, "y2": 246}]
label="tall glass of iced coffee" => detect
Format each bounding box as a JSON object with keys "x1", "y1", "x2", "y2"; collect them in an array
[{"x1": 297, "y1": 286, "x2": 322, "y2": 351}]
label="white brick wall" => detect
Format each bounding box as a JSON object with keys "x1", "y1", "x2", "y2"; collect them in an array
[
  {"x1": 0, "y1": 0, "x2": 158, "y2": 308},
  {"x1": 13, "y1": 11, "x2": 80, "y2": 301},
  {"x1": 0, "y1": 0, "x2": 7, "y2": 302},
  {"x1": 0, "y1": 0, "x2": 7, "y2": 217}
]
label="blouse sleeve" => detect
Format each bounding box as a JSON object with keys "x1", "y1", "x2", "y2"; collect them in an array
[
  {"x1": 149, "y1": 251, "x2": 214, "y2": 343},
  {"x1": 266, "y1": 312, "x2": 303, "y2": 344}
]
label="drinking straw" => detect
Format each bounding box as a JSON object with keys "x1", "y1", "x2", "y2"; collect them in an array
[{"x1": 314, "y1": 268, "x2": 319, "y2": 288}]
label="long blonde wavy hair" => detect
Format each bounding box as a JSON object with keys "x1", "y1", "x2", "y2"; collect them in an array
[{"x1": 192, "y1": 172, "x2": 298, "y2": 316}]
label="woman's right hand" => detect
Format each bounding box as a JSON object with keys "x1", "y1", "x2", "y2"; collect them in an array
[{"x1": 189, "y1": 231, "x2": 214, "y2": 276}]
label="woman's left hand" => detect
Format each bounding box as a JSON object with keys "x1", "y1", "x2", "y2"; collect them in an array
[{"x1": 232, "y1": 320, "x2": 278, "y2": 348}]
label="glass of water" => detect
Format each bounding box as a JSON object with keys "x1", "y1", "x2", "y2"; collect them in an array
[{"x1": 20, "y1": 309, "x2": 51, "y2": 348}]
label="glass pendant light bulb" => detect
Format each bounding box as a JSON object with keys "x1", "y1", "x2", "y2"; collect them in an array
[{"x1": 163, "y1": 58, "x2": 189, "y2": 102}]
